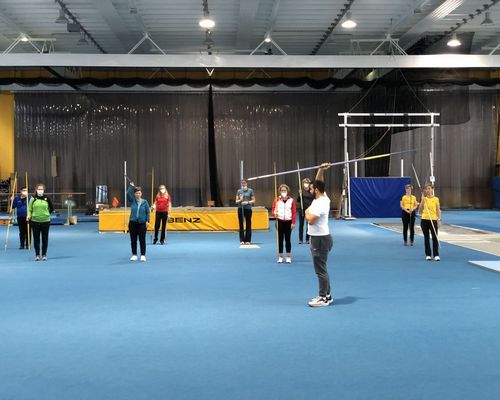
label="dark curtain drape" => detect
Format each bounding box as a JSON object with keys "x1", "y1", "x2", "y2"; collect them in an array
[
  {"x1": 14, "y1": 93, "x2": 209, "y2": 208},
  {"x1": 13, "y1": 88, "x2": 497, "y2": 210}
]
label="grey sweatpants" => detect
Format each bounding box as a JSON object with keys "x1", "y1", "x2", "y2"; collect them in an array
[{"x1": 310, "y1": 234, "x2": 333, "y2": 297}]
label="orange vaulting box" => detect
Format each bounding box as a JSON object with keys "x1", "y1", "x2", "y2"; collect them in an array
[{"x1": 98, "y1": 207, "x2": 269, "y2": 232}]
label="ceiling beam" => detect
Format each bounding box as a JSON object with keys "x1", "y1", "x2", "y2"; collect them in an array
[
  {"x1": 1, "y1": 54, "x2": 500, "y2": 69},
  {"x1": 235, "y1": 0, "x2": 260, "y2": 50}
]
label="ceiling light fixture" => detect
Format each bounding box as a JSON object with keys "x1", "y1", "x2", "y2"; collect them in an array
[
  {"x1": 341, "y1": 11, "x2": 357, "y2": 29},
  {"x1": 447, "y1": 33, "x2": 461, "y2": 47},
  {"x1": 20, "y1": 34, "x2": 29, "y2": 42},
  {"x1": 199, "y1": 17, "x2": 215, "y2": 29},
  {"x1": 481, "y1": 11, "x2": 494, "y2": 26},
  {"x1": 55, "y1": 8, "x2": 68, "y2": 24},
  {"x1": 77, "y1": 30, "x2": 88, "y2": 45}
]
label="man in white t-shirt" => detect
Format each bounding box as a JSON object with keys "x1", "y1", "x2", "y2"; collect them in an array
[{"x1": 305, "y1": 163, "x2": 333, "y2": 307}]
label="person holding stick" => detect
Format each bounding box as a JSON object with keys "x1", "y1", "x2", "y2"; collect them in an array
[
  {"x1": 27, "y1": 183, "x2": 54, "y2": 261},
  {"x1": 297, "y1": 178, "x2": 314, "y2": 244},
  {"x1": 127, "y1": 182, "x2": 150, "y2": 262},
  {"x1": 419, "y1": 183, "x2": 441, "y2": 261},
  {"x1": 12, "y1": 186, "x2": 32, "y2": 249},
  {"x1": 152, "y1": 184, "x2": 171, "y2": 245},
  {"x1": 272, "y1": 184, "x2": 296, "y2": 263},
  {"x1": 235, "y1": 179, "x2": 255, "y2": 245},
  {"x1": 305, "y1": 163, "x2": 333, "y2": 307},
  {"x1": 400, "y1": 184, "x2": 418, "y2": 246}
]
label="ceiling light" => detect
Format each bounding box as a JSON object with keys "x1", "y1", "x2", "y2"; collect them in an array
[
  {"x1": 199, "y1": 17, "x2": 215, "y2": 29},
  {"x1": 447, "y1": 33, "x2": 461, "y2": 47},
  {"x1": 341, "y1": 11, "x2": 357, "y2": 29},
  {"x1": 481, "y1": 12, "x2": 494, "y2": 26},
  {"x1": 55, "y1": 8, "x2": 68, "y2": 24},
  {"x1": 264, "y1": 36, "x2": 272, "y2": 43},
  {"x1": 20, "y1": 34, "x2": 29, "y2": 42}
]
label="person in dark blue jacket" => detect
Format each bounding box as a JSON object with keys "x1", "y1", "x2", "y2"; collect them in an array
[
  {"x1": 12, "y1": 187, "x2": 32, "y2": 249},
  {"x1": 127, "y1": 183, "x2": 150, "y2": 262}
]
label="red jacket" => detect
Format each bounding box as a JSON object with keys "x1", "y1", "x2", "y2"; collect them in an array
[
  {"x1": 155, "y1": 194, "x2": 171, "y2": 213},
  {"x1": 272, "y1": 196, "x2": 296, "y2": 224}
]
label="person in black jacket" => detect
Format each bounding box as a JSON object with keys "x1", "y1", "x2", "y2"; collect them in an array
[{"x1": 296, "y1": 178, "x2": 314, "y2": 244}]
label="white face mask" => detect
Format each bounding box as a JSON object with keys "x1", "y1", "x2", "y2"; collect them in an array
[
  {"x1": 160, "y1": 189, "x2": 166, "y2": 194},
  {"x1": 281, "y1": 191, "x2": 287, "y2": 198},
  {"x1": 21, "y1": 191, "x2": 27, "y2": 196},
  {"x1": 37, "y1": 190, "x2": 44, "y2": 196},
  {"x1": 242, "y1": 186, "x2": 247, "y2": 191},
  {"x1": 303, "y1": 184, "x2": 309, "y2": 190}
]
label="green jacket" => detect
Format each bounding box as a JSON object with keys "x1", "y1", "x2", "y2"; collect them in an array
[{"x1": 28, "y1": 195, "x2": 54, "y2": 223}]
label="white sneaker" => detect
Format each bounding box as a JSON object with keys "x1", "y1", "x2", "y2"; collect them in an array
[
  {"x1": 277, "y1": 257, "x2": 283, "y2": 263},
  {"x1": 426, "y1": 256, "x2": 432, "y2": 261},
  {"x1": 308, "y1": 295, "x2": 333, "y2": 307},
  {"x1": 140, "y1": 255, "x2": 146, "y2": 262},
  {"x1": 434, "y1": 256, "x2": 440, "y2": 261},
  {"x1": 130, "y1": 255, "x2": 138, "y2": 261},
  {"x1": 285, "y1": 257, "x2": 292, "y2": 263}
]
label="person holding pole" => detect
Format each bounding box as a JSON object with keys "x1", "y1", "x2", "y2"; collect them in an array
[
  {"x1": 27, "y1": 183, "x2": 54, "y2": 261},
  {"x1": 272, "y1": 184, "x2": 296, "y2": 263},
  {"x1": 127, "y1": 182, "x2": 150, "y2": 262},
  {"x1": 419, "y1": 183, "x2": 441, "y2": 261},
  {"x1": 400, "y1": 184, "x2": 418, "y2": 246},
  {"x1": 297, "y1": 178, "x2": 314, "y2": 244},
  {"x1": 235, "y1": 179, "x2": 255, "y2": 245},
  {"x1": 305, "y1": 163, "x2": 333, "y2": 307},
  {"x1": 152, "y1": 184, "x2": 171, "y2": 245},
  {"x1": 12, "y1": 186, "x2": 32, "y2": 249}
]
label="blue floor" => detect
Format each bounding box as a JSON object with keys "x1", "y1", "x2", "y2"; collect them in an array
[{"x1": 1, "y1": 211, "x2": 500, "y2": 400}]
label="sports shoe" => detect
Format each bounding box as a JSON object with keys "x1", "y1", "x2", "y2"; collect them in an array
[
  {"x1": 140, "y1": 255, "x2": 146, "y2": 262},
  {"x1": 19, "y1": 245, "x2": 24, "y2": 250},
  {"x1": 410, "y1": 242, "x2": 414, "y2": 246},
  {"x1": 42, "y1": 255, "x2": 48, "y2": 261},
  {"x1": 426, "y1": 256, "x2": 432, "y2": 261},
  {"x1": 403, "y1": 241, "x2": 407, "y2": 246},
  {"x1": 130, "y1": 255, "x2": 138, "y2": 261},
  {"x1": 153, "y1": 239, "x2": 158, "y2": 245},
  {"x1": 434, "y1": 256, "x2": 440, "y2": 261},
  {"x1": 285, "y1": 257, "x2": 292, "y2": 263},
  {"x1": 160, "y1": 240, "x2": 165, "y2": 245},
  {"x1": 308, "y1": 295, "x2": 333, "y2": 307},
  {"x1": 245, "y1": 242, "x2": 251, "y2": 245},
  {"x1": 240, "y1": 241, "x2": 244, "y2": 245},
  {"x1": 35, "y1": 255, "x2": 41, "y2": 261},
  {"x1": 277, "y1": 256, "x2": 283, "y2": 263},
  {"x1": 298, "y1": 240, "x2": 303, "y2": 244}
]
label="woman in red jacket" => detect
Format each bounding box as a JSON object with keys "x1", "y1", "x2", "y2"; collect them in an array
[
  {"x1": 272, "y1": 184, "x2": 296, "y2": 264},
  {"x1": 152, "y1": 184, "x2": 171, "y2": 245}
]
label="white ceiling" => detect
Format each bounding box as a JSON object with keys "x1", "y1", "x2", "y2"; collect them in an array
[{"x1": 0, "y1": 0, "x2": 498, "y2": 56}]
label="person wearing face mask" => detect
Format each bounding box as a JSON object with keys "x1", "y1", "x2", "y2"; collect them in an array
[
  {"x1": 152, "y1": 184, "x2": 171, "y2": 245},
  {"x1": 400, "y1": 184, "x2": 418, "y2": 246},
  {"x1": 305, "y1": 163, "x2": 333, "y2": 307},
  {"x1": 419, "y1": 183, "x2": 441, "y2": 261},
  {"x1": 272, "y1": 184, "x2": 296, "y2": 263},
  {"x1": 27, "y1": 184, "x2": 54, "y2": 261},
  {"x1": 127, "y1": 182, "x2": 150, "y2": 262},
  {"x1": 235, "y1": 179, "x2": 255, "y2": 245},
  {"x1": 12, "y1": 187, "x2": 32, "y2": 249},
  {"x1": 296, "y1": 178, "x2": 314, "y2": 244}
]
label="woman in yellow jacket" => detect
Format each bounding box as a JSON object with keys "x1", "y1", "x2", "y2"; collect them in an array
[
  {"x1": 400, "y1": 184, "x2": 418, "y2": 246},
  {"x1": 419, "y1": 183, "x2": 441, "y2": 261}
]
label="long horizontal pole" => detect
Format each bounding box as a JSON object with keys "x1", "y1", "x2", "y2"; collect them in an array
[
  {"x1": 247, "y1": 149, "x2": 417, "y2": 181},
  {"x1": 339, "y1": 123, "x2": 440, "y2": 127},
  {"x1": 0, "y1": 54, "x2": 500, "y2": 69}
]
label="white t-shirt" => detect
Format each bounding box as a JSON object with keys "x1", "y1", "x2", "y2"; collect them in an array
[{"x1": 307, "y1": 193, "x2": 330, "y2": 236}]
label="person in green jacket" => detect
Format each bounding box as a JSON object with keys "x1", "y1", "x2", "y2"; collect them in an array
[{"x1": 27, "y1": 183, "x2": 54, "y2": 261}]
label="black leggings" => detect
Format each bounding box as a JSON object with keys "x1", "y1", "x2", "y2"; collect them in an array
[
  {"x1": 401, "y1": 211, "x2": 416, "y2": 242},
  {"x1": 18, "y1": 216, "x2": 30, "y2": 247},
  {"x1": 129, "y1": 221, "x2": 147, "y2": 256},
  {"x1": 278, "y1": 219, "x2": 292, "y2": 254},
  {"x1": 31, "y1": 221, "x2": 50, "y2": 256},
  {"x1": 421, "y1": 219, "x2": 439, "y2": 257},
  {"x1": 238, "y1": 208, "x2": 252, "y2": 243},
  {"x1": 298, "y1": 211, "x2": 309, "y2": 242},
  {"x1": 154, "y1": 212, "x2": 168, "y2": 241}
]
